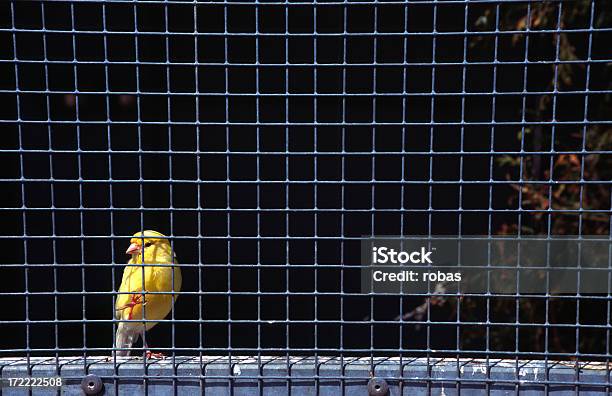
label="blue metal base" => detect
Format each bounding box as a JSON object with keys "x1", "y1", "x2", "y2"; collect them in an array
[{"x1": 1, "y1": 357, "x2": 609, "y2": 395}]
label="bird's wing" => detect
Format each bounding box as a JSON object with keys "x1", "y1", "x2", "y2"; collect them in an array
[{"x1": 152, "y1": 255, "x2": 181, "y2": 293}]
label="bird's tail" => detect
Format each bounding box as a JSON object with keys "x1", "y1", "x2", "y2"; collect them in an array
[{"x1": 115, "y1": 322, "x2": 140, "y2": 356}]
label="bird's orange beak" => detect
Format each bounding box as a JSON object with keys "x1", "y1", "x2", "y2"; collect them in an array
[{"x1": 125, "y1": 242, "x2": 141, "y2": 255}]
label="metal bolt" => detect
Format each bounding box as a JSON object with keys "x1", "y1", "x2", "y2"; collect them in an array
[
  {"x1": 367, "y1": 377, "x2": 389, "y2": 396},
  {"x1": 81, "y1": 374, "x2": 104, "y2": 395}
]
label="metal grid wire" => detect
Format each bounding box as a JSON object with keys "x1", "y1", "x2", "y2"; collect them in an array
[{"x1": 1, "y1": 0, "x2": 612, "y2": 394}]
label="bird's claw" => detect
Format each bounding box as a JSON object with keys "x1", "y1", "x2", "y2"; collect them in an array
[
  {"x1": 116, "y1": 294, "x2": 148, "y2": 320},
  {"x1": 131, "y1": 294, "x2": 145, "y2": 306},
  {"x1": 145, "y1": 351, "x2": 166, "y2": 360},
  {"x1": 116, "y1": 295, "x2": 146, "y2": 310}
]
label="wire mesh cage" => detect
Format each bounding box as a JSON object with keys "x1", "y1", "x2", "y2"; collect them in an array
[{"x1": 1, "y1": 0, "x2": 612, "y2": 394}]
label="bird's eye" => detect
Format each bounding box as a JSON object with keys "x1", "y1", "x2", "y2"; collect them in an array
[{"x1": 144, "y1": 242, "x2": 152, "y2": 248}]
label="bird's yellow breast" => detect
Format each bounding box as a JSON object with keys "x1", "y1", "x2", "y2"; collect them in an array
[{"x1": 115, "y1": 246, "x2": 181, "y2": 331}]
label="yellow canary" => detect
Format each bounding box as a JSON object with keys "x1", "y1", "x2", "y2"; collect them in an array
[{"x1": 114, "y1": 230, "x2": 182, "y2": 357}]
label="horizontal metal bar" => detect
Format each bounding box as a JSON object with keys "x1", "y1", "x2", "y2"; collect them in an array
[
  {"x1": 5, "y1": 89, "x2": 612, "y2": 97},
  {"x1": 3, "y1": 207, "x2": 610, "y2": 214},
  {"x1": 2, "y1": 120, "x2": 609, "y2": 126},
  {"x1": 1, "y1": 349, "x2": 611, "y2": 360},
  {"x1": 6, "y1": 26, "x2": 612, "y2": 36},
  {"x1": 9, "y1": 0, "x2": 567, "y2": 5},
  {"x1": 3, "y1": 58, "x2": 610, "y2": 67},
  {"x1": 3, "y1": 149, "x2": 610, "y2": 156},
  {"x1": 4, "y1": 178, "x2": 611, "y2": 185},
  {"x1": 3, "y1": 290, "x2": 612, "y2": 300},
  {"x1": 5, "y1": 235, "x2": 610, "y2": 240},
  {"x1": 2, "y1": 257, "x2": 612, "y2": 266},
  {"x1": 1, "y1": 318, "x2": 610, "y2": 329},
  {"x1": 5, "y1": 26, "x2": 612, "y2": 38},
  {"x1": 3, "y1": 356, "x2": 589, "y2": 370},
  {"x1": 4, "y1": 234, "x2": 611, "y2": 240}
]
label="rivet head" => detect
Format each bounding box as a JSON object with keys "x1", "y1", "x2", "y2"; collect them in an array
[
  {"x1": 367, "y1": 377, "x2": 389, "y2": 396},
  {"x1": 81, "y1": 374, "x2": 104, "y2": 395}
]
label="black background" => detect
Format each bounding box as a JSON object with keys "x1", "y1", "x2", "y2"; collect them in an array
[{"x1": 0, "y1": 1, "x2": 608, "y2": 357}]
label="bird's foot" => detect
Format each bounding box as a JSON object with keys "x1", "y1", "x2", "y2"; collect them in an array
[
  {"x1": 129, "y1": 294, "x2": 146, "y2": 307},
  {"x1": 145, "y1": 351, "x2": 166, "y2": 360},
  {"x1": 116, "y1": 294, "x2": 147, "y2": 320},
  {"x1": 115, "y1": 294, "x2": 146, "y2": 312}
]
